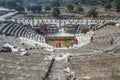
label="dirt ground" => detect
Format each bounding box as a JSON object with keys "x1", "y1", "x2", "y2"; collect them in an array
[{"x1": 48, "y1": 40, "x2": 73, "y2": 48}]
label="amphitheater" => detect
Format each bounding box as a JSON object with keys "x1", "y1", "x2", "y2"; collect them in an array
[{"x1": 0, "y1": 9, "x2": 120, "y2": 80}]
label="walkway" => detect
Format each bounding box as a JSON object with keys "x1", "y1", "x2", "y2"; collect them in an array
[
  {"x1": 0, "y1": 7, "x2": 18, "y2": 21},
  {"x1": 52, "y1": 61, "x2": 66, "y2": 80},
  {"x1": 15, "y1": 19, "x2": 120, "y2": 27}
]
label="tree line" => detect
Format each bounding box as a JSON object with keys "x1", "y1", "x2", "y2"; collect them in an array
[
  {"x1": 0, "y1": 0, "x2": 120, "y2": 12},
  {"x1": 0, "y1": 0, "x2": 120, "y2": 18}
]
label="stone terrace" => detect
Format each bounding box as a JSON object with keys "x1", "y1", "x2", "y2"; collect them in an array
[
  {"x1": 70, "y1": 52, "x2": 120, "y2": 80},
  {"x1": 0, "y1": 52, "x2": 51, "y2": 80}
]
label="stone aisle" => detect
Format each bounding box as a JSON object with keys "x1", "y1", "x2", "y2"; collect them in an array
[{"x1": 52, "y1": 61, "x2": 66, "y2": 80}]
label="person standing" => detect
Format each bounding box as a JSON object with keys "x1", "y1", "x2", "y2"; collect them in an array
[
  {"x1": 74, "y1": 38, "x2": 79, "y2": 48},
  {"x1": 74, "y1": 38, "x2": 78, "y2": 44},
  {"x1": 70, "y1": 41, "x2": 74, "y2": 47},
  {"x1": 110, "y1": 38, "x2": 113, "y2": 45},
  {"x1": 90, "y1": 36, "x2": 93, "y2": 43},
  {"x1": 58, "y1": 42, "x2": 61, "y2": 47}
]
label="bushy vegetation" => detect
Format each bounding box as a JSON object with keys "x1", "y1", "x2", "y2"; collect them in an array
[
  {"x1": 50, "y1": 0, "x2": 60, "y2": 7},
  {"x1": 45, "y1": 6, "x2": 51, "y2": 11},
  {"x1": 51, "y1": 8, "x2": 60, "y2": 18},
  {"x1": 66, "y1": 4, "x2": 74, "y2": 12},
  {"x1": 74, "y1": 0, "x2": 115, "y2": 5},
  {"x1": 0, "y1": 0, "x2": 120, "y2": 13},
  {"x1": 26, "y1": 5, "x2": 42, "y2": 13},
  {"x1": 87, "y1": 7, "x2": 98, "y2": 18},
  {"x1": 115, "y1": 0, "x2": 120, "y2": 12},
  {"x1": 73, "y1": 6, "x2": 84, "y2": 13}
]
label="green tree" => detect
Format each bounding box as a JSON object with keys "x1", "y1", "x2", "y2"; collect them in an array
[
  {"x1": 105, "y1": 2, "x2": 112, "y2": 10},
  {"x1": 45, "y1": 6, "x2": 51, "y2": 11},
  {"x1": 88, "y1": 0, "x2": 98, "y2": 5},
  {"x1": 66, "y1": 4, "x2": 74, "y2": 12},
  {"x1": 51, "y1": 8, "x2": 60, "y2": 17},
  {"x1": 16, "y1": 0, "x2": 23, "y2": 6},
  {"x1": 79, "y1": 0, "x2": 114, "y2": 6},
  {"x1": 72, "y1": 0, "x2": 81, "y2": 5},
  {"x1": 79, "y1": 0, "x2": 87, "y2": 4},
  {"x1": 26, "y1": 5, "x2": 31, "y2": 11},
  {"x1": 26, "y1": 5, "x2": 42, "y2": 13},
  {"x1": 6, "y1": 0, "x2": 17, "y2": 9},
  {"x1": 116, "y1": 0, "x2": 120, "y2": 12},
  {"x1": 74, "y1": 6, "x2": 84, "y2": 13},
  {"x1": 32, "y1": 5, "x2": 42, "y2": 13},
  {"x1": 15, "y1": 6, "x2": 25, "y2": 12},
  {"x1": 0, "y1": 0, "x2": 5, "y2": 7},
  {"x1": 50, "y1": 0, "x2": 60, "y2": 7},
  {"x1": 87, "y1": 7, "x2": 98, "y2": 18}
]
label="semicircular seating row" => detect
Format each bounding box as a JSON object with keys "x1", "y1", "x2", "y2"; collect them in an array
[{"x1": 0, "y1": 22, "x2": 46, "y2": 43}]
